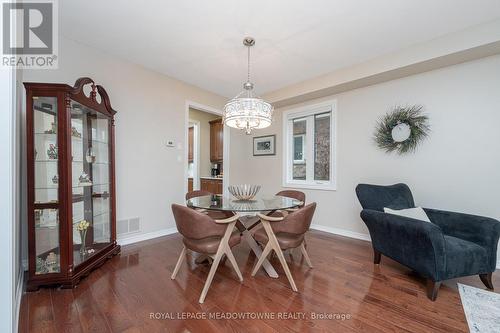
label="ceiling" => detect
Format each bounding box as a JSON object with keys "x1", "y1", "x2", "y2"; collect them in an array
[{"x1": 60, "y1": 0, "x2": 500, "y2": 98}]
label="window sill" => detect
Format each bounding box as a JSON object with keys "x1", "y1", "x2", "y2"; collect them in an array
[{"x1": 282, "y1": 181, "x2": 336, "y2": 192}]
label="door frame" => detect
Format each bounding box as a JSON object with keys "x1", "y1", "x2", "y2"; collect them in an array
[
  {"x1": 184, "y1": 101, "x2": 229, "y2": 197},
  {"x1": 187, "y1": 120, "x2": 200, "y2": 190}
]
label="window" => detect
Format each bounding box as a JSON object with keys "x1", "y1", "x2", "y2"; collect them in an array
[
  {"x1": 293, "y1": 133, "x2": 305, "y2": 163},
  {"x1": 283, "y1": 100, "x2": 336, "y2": 190}
]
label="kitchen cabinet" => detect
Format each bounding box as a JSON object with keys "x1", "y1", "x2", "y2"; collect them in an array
[
  {"x1": 209, "y1": 119, "x2": 223, "y2": 162},
  {"x1": 200, "y1": 178, "x2": 222, "y2": 195},
  {"x1": 188, "y1": 126, "x2": 194, "y2": 162}
]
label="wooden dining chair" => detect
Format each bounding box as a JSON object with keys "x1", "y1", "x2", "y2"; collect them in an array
[
  {"x1": 251, "y1": 202, "x2": 316, "y2": 291},
  {"x1": 171, "y1": 204, "x2": 243, "y2": 303}
]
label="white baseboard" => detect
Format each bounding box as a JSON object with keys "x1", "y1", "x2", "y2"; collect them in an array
[
  {"x1": 311, "y1": 223, "x2": 371, "y2": 242},
  {"x1": 117, "y1": 227, "x2": 178, "y2": 246},
  {"x1": 310, "y1": 224, "x2": 500, "y2": 270},
  {"x1": 14, "y1": 270, "x2": 24, "y2": 333}
]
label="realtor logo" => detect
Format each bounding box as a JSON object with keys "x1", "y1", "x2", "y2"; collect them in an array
[{"x1": 1, "y1": 0, "x2": 58, "y2": 68}]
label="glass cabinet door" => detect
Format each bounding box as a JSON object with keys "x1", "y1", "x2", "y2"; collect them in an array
[
  {"x1": 33, "y1": 96, "x2": 61, "y2": 274},
  {"x1": 70, "y1": 100, "x2": 112, "y2": 266}
]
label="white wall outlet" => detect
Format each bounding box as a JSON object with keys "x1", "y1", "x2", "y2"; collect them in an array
[{"x1": 166, "y1": 140, "x2": 175, "y2": 147}]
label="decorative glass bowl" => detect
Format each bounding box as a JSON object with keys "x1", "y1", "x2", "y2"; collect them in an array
[{"x1": 228, "y1": 184, "x2": 261, "y2": 201}]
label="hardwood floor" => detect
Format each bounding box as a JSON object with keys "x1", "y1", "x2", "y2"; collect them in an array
[{"x1": 19, "y1": 230, "x2": 500, "y2": 332}]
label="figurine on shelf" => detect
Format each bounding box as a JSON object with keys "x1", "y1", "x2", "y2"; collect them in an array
[
  {"x1": 71, "y1": 126, "x2": 82, "y2": 138},
  {"x1": 78, "y1": 172, "x2": 92, "y2": 186},
  {"x1": 52, "y1": 174, "x2": 58, "y2": 184},
  {"x1": 36, "y1": 252, "x2": 60, "y2": 274},
  {"x1": 35, "y1": 256, "x2": 47, "y2": 274},
  {"x1": 34, "y1": 210, "x2": 42, "y2": 223},
  {"x1": 86, "y1": 147, "x2": 96, "y2": 163},
  {"x1": 45, "y1": 252, "x2": 59, "y2": 273},
  {"x1": 76, "y1": 220, "x2": 91, "y2": 256},
  {"x1": 44, "y1": 122, "x2": 57, "y2": 134},
  {"x1": 92, "y1": 190, "x2": 109, "y2": 198},
  {"x1": 47, "y1": 144, "x2": 58, "y2": 159}
]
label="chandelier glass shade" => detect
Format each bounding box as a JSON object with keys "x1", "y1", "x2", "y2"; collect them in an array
[{"x1": 223, "y1": 37, "x2": 273, "y2": 134}]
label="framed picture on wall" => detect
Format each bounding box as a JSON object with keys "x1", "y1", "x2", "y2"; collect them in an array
[{"x1": 253, "y1": 135, "x2": 276, "y2": 156}]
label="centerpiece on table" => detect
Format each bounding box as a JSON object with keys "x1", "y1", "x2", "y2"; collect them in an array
[{"x1": 228, "y1": 184, "x2": 261, "y2": 201}]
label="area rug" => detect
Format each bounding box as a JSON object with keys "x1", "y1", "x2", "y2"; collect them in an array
[{"x1": 458, "y1": 283, "x2": 500, "y2": 333}]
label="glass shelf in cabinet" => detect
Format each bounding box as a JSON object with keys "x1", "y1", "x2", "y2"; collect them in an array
[
  {"x1": 34, "y1": 200, "x2": 58, "y2": 205},
  {"x1": 35, "y1": 185, "x2": 58, "y2": 190},
  {"x1": 73, "y1": 183, "x2": 109, "y2": 188},
  {"x1": 34, "y1": 132, "x2": 57, "y2": 136},
  {"x1": 35, "y1": 224, "x2": 58, "y2": 230},
  {"x1": 91, "y1": 139, "x2": 108, "y2": 145},
  {"x1": 93, "y1": 211, "x2": 110, "y2": 218}
]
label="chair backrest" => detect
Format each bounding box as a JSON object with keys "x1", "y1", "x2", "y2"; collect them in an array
[
  {"x1": 273, "y1": 202, "x2": 316, "y2": 235},
  {"x1": 355, "y1": 183, "x2": 415, "y2": 212},
  {"x1": 276, "y1": 190, "x2": 306, "y2": 207},
  {"x1": 171, "y1": 204, "x2": 226, "y2": 239},
  {"x1": 185, "y1": 190, "x2": 212, "y2": 200}
]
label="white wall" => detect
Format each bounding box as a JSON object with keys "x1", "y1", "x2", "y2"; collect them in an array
[
  {"x1": 23, "y1": 37, "x2": 226, "y2": 246},
  {"x1": 230, "y1": 55, "x2": 500, "y2": 262}
]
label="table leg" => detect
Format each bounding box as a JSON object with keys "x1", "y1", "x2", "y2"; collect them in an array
[{"x1": 237, "y1": 217, "x2": 278, "y2": 279}]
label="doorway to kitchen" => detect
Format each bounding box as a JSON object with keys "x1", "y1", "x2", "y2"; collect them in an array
[{"x1": 185, "y1": 101, "x2": 229, "y2": 197}]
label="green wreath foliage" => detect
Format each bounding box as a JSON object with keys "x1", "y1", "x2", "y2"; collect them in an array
[{"x1": 374, "y1": 105, "x2": 430, "y2": 154}]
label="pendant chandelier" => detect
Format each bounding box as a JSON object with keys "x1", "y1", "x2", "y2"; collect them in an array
[{"x1": 223, "y1": 37, "x2": 273, "y2": 135}]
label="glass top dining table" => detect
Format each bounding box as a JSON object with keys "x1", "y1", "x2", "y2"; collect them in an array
[
  {"x1": 187, "y1": 195, "x2": 302, "y2": 213},
  {"x1": 186, "y1": 194, "x2": 303, "y2": 279}
]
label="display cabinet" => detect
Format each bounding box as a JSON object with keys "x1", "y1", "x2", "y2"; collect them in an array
[{"x1": 24, "y1": 77, "x2": 120, "y2": 290}]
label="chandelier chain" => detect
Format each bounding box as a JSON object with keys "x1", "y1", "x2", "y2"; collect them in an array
[{"x1": 247, "y1": 44, "x2": 251, "y2": 83}]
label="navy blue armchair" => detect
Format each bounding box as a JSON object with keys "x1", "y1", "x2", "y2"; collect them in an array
[{"x1": 356, "y1": 183, "x2": 500, "y2": 301}]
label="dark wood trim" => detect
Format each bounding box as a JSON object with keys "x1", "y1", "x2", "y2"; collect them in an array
[
  {"x1": 426, "y1": 279, "x2": 441, "y2": 301},
  {"x1": 110, "y1": 116, "x2": 118, "y2": 245},
  {"x1": 25, "y1": 87, "x2": 36, "y2": 281},
  {"x1": 479, "y1": 272, "x2": 494, "y2": 289},
  {"x1": 373, "y1": 248, "x2": 381, "y2": 264},
  {"x1": 59, "y1": 91, "x2": 70, "y2": 280}
]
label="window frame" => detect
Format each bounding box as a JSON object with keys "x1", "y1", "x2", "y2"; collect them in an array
[
  {"x1": 293, "y1": 133, "x2": 306, "y2": 164},
  {"x1": 282, "y1": 99, "x2": 337, "y2": 191}
]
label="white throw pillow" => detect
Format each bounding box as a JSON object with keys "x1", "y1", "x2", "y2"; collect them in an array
[{"x1": 383, "y1": 207, "x2": 431, "y2": 223}]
